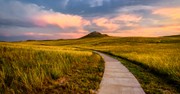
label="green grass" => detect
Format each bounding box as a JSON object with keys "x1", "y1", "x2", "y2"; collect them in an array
[{"x1": 0, "y1": 43, "x2": 104, "y2": 94}]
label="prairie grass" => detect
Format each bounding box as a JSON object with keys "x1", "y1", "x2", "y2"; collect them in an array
[
  {"x1": 33, "y1": 36, "x2": 179, "y2": 93},
  {"x1": 91, "y1": 44, "x2": 180, "y2": 82},
  {"x1": 1, "y1": 36, "x2": 179, "y2": 93},
  {"x1": 18, "y1": 36, "x2": 180, "y2": 83},
  {"x1": 0, "y1": 43, "x2": 104, "y2": 94},
  {"x1": 72, "y1": 37, "x2": 180, "y2": 93},
  {"x1": 66, "y1": 37, "x2": 180, "y2": 81}
]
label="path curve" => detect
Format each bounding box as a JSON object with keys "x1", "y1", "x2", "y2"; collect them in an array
[{"x1": 95, "y1": 52, "x2": 145, "y2": 94}]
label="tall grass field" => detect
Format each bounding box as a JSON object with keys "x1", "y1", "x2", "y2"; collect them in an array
[
  {"x1": 0, "y1": 43, "x2": 104, "y2": 94},
  {"x1": 0, "y1": 35, "x2": 179, "y2": 94},
  {"x1": 73, "y1": 37, "x2": 180, "y2": 93},
  {"x1": 23, "y1": 36, "x2": 180, "y2": 93}
]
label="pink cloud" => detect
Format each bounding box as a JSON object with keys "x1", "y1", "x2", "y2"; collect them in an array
[
  {"x1": 23, "y1": 32, "x2": 87, "y2": 39},
  {"x1": 112, "y1": 14, "x2": 142, "y2": 28},
  {"x1": 107, "y1": 24, "x2": 180, "y2": 37},
  {"x1": 106, "y1": 7, "x2": 180, "y2": 37},
  {"x1": 153, "y1": 7, "x2": 180, "y2": 20},
  {"x1": 93, "y1": 17, "x2": 119, "y2": 32},
  {"x1": 55, "y1": 32, "x2": 87, "y2": 39},
  {"x1": 24, "y1": 32, "x2": 53, "y2": 36},
  {"x1": 92, "y1": 14, "x2": 142, "y2": 32},
  {"x1": 34, "y1": 12, "x2": 90, "y2": 29},
  {"x1": 113, "y1": 14, "x2": 142, "y2": 23}
]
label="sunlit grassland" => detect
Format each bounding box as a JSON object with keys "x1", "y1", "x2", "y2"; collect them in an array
[
  {"x1": 73, "y1": 37, "x2": 180, "y2": 93},
  {"x1": 0, "y1": 42, "x2": 104, "y2": 94},
  {"x1": 73, "y1": 38, "x2": 180, "y2": 78},
  {"x1": 18, "y1": 37, "x2": 180, "y2": 82},
  {"x1": 24, "y1": 36, "x2": 180, "y2": 93},
  {"x1": 1, "y1": 36, "x2": 179, "y2": 93},
  {"x1": 90, "y1": 44, "x2": 180, "y2": 81}
]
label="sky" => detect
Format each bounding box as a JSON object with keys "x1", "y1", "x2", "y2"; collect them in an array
[{"x1": 0, "y1": 0, "x2": 180, "y2": 41}]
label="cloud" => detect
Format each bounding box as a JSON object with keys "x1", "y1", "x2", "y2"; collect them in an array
[
  {"x1": 154, "y1": 0, "x2": 180, "y2": 7},
  {"x1": 107, "y1": 24, "x2": 180, "y2": 37},
  {"x1": 20, "y1": 0, "x2": 160, "y2": 16},
  {"x1": 62, "y1": 0, "x2": 70, "y2": 8},
  {"x1": 24, "y1": 32, "x2": 53, "y2": 37},
  {"x1": 0, "y1": 0, "x2": 91, "y2": 41},
  {"x1": 24, "y1": 32, "x2": 86, "y2": 39},
  {"x1": 118, "y1": 5, "x2": 154, "y2": 12},
  {"x1": 110, "y1": 6, "x2": 180, "y2": 37},
  {"x1": 92, "y1": 14, "x2": 142, "y2": 32},
  {"x1": 0, "y1": 0, "x2": 90, "y2": 33},
  {"x1": 153, "y1": 7, "x2": 180, "y2": 20},
  {"x1": 101, "y1": 7, "x2": 180, "y2": 37},
  {"x1": 34, "y1": 11, "x2": 90, "y2": 30},
  {"x1": 54, "y1": 32, "x2": 87, "y2": 39},
  {"x1": 140, "y1": 7, "x2": 180, "y2": 29},
  {"x1": 0, "y1": 0, "x2": 42, "y2": 27},
  {"x1": 0, "y1": 32, "x2": 85, "y2": 41},
  {"x1": 1, "y1": 0, "x2": 180, "y2": 41},
  {"x1": 92, "y1": 17, "x2": 119, "y2": 32},
  {"x1": 89, "y1": 0, "x2": 104, "y2": 7},
  {"x1": 0, "y1": 18, "x2": 36, "y2": 28},
  {"x1": 113, "y1": 14, "x2": 142, "y2": 23}
]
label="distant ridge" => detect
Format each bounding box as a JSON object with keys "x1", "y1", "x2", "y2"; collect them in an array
[
  {"x1": 163, "y1": 34, "x2": 180, "y2": 37},
  {"x1": 81, "y1": 31, "x2": 108, "y2": 38}
]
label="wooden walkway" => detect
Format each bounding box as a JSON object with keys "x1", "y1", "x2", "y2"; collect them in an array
[{"x1": 96, "y1": 52, "x2": 145, "y2": 94}]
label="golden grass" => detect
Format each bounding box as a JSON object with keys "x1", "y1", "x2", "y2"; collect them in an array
[
  {"x1": 1, "y1": 36, "x2": 179, "y2": 93},
  {"x1": 0, "y1": 42, "x2": 104, "y2": 93}
]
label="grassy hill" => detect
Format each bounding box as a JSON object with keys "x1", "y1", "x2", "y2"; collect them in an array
[
  {"x1": 163, "y1": 34, "x2": 180, "y2": 37},
  {"x1": 0, "y1": 33, "x2": 180, "y2": 93},
  {"x1": 80, "y1": 31, "x2": 108, "y2": 39}
]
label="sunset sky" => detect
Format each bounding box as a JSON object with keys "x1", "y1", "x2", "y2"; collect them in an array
[{"x1": 0, "y1": 0, "x2": 180, "y2": 41}]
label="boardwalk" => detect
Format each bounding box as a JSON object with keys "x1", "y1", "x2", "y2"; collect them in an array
[{"x1": 96, "y1": 52, "x2": 145, "y2": 94}]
